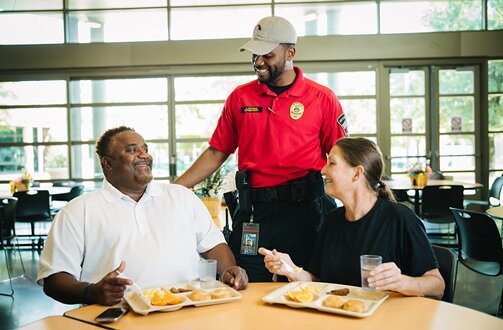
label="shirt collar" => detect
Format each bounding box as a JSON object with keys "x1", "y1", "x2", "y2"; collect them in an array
[
  {"x1": 257, "y1": 66, "x2": 306, "y2": 97},
  {"x1": 100, "y1": 178, "x2": 163, "y2": 203}
]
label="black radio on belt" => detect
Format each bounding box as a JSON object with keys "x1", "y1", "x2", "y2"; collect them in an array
[{"x1": 235, "y1": 170, "x2": 252, "y2": 214}]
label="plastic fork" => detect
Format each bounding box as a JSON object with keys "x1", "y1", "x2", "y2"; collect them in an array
[
  {"x1": 116, "y1": 271, "x2": 145, "y2": 297},
  {"x1": 261, "y1": 248, "x2": 302, "y2": 274}
]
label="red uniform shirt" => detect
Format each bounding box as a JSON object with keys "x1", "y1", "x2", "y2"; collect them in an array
[{"x1": 209, "y1": 67, "x2": 347, "y2": 188}]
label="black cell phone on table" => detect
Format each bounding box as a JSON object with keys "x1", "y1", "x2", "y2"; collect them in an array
[{"x1": 95, "y1": 307, "x2": 128, "y2": 323}]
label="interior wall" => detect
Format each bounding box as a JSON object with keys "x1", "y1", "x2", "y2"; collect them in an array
[{"x1": 0, "y1": 31, "x2": 502, "y2": 74}]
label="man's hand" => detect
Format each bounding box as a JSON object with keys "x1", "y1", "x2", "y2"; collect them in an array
[
  {"x1": 88, "y1": 261, "x2": 133, "y2": 305},
  {"x1": 220, "y1": 266, "x2": 248, "y2": 290}
]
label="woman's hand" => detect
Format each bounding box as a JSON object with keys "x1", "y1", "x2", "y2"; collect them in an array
[
  {"x1": 366, "y1": 262, "x2": 402, "y2": 292},
  {"x1": 258, "y1": 247, "x2": 295, "y2": 276},
  {"x1": 367, "y1": 262, "x2": 444, "y2": 299}
]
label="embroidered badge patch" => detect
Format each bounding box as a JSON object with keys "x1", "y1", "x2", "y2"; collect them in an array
[
  {"x1": 337, "y1": 113, "x2": 349, "y2": 135},
  {"x1": 240, "y1": 106, "x2": 263, "y2": 113},
  {"x1": 290, "y1": 102, "x2": 304, "y2": 120}
]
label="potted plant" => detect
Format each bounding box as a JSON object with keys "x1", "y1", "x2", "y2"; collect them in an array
[
  {"x1": 10, "y1": 168, "x2": 33, "y2": 193},
  {"x1": 407, "y1": 162, "x2": 430, "y2": 187},
  {"x1": 193, "y1": 167, "x2": 224, "y2": 227}
]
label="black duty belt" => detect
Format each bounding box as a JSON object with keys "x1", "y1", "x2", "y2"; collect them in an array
[{"x1": 250, "y1": 172, "x2": 324, "y2": 203}]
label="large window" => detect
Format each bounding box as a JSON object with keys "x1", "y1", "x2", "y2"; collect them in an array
[
  {"x1": 306, "y1": 70, "x2": 377, "y2": 138},
  {"x1": 174, "y1": 75, "x2": 253, "y2": 174},
  {"x1": 488, "y1": 60, "x2": 503, "y2": 184},
  {"x1": 0, "y1": 80, "x2": 68, "y2": 182},
  {"x1": 0, "y1": 78, "x2": 171, "y2": 187},
  {"x1": 0, "y1": 1, "x2": 500, "y2": 45}
]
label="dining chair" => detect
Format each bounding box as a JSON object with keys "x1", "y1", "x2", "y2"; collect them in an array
[
  {"x1": 450, "y1": 207, "x2": 503, "y2": 316},
  {"x1": 13, "y1": 190, "x2": 52, "y2": 249},
  {"x1": 421, "y1": 185, "x2": 464, "y2": 247},
  {"x1": 0, "y1": 197, "x2": 25, "y2": 297},
  {"x1": 431, "y1": 244, "x2": 457, "y2": 303},
  {"x1": 465, "y1": 175, "x2": 503, "y2": 213},
  {"x1": 51, "y1": 184, "x2": 84, "y2": 202}
]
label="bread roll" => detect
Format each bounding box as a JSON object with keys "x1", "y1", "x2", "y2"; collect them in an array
[
  {"x1": 322, "y1": 295, "x2": 344, "y2": 308},
  {"x1": 210, "y1": 288, "x2": 233, "y2": 299},
  {"x1": 342, "y1": 299, "x2": 366, "y2": 313},
  {"x1": 188, "y1": 290, "x2": 212, "y2": 301}
]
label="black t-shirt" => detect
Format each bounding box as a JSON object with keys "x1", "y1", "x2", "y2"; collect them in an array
[{"x1": 307, "y1": 198, "x2": 438, "y2": 286}]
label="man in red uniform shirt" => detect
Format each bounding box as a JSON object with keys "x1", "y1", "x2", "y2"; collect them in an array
[{"x1": 174, "y1": 16, "x2": 347, "y2": 281}]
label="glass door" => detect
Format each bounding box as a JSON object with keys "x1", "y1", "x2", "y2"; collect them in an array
[
  {"x1": 384, "y1": 65, "x2": 480, "y2": 187},
  {"x1": 436, "y1": 66, "x2": 479, "y2": 183},
  {"x1": 387, "y1": 67, "x2": 429, "y2": 178}
]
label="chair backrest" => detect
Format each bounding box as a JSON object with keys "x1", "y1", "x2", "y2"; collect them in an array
[
  {"x1": 52, "y1": 181, "x2": 77, "y2": 187},
  {"x1": 422, "y1": 185, "x2": 464, "y2": 218},
  {"x1": 488, "y1": 176, "x2": 503, "y2": 207},
  {"x1": 13, "y1": 190, "x2": 51, "y2": 221},
  {"x1": 450, "y1": 207, "x2": 503, "y2": 275},
  {"x1": 67, "y1": 185, "x2": 85, "y2": 201},
  {"x1": 431, "y1": 244, "x2": 456, "y2": 303},
  {"x1": 0, "y1": 197, "x2": 18, "y2": 241},
  {"x1": 429, "y1": 170, "x2": 445, "y2": 180}
]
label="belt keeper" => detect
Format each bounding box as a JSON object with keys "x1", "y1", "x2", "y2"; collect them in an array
[
  {"x1": 290, "y1": 181, "x2": 306, "y2": 202},
  {"x1": 265, "y1": 187, "x2": 278, "y2": 202}
]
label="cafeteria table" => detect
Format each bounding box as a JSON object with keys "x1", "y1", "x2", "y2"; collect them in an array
[
  {"x1": 384, "y1": 179, "x2": 483, "y2": 214},
  {"x1": 63, "y1": 282, "x2": 503, "y2": 330},
  {"x1": 18, "y1": 316, "x2": 103, "y2": 329},
  {"x1": 487, "y1": 206, "x2": 503, "y2": 220}
]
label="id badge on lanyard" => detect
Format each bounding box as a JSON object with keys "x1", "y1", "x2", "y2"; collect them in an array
[{"x1": 240, "y1": 213, "x2": 259, "y2": 256}]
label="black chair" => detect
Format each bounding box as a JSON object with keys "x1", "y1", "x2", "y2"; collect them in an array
[
  {"x1": 465, "y1": 176, "x2": 503, "y2": 212},
  {"x1": 431, "y1": 244, "x2": 457, "y2": 303},
  {"x1": 51, "y1": 184, "x2": 84, "y2": 202},
  {"x1": 421, "y1": 185, "x2": 464, "y2": 247},
  {"x1": 13, "y1": 190, "x2": 52, "y2": 248},
  {"x1": 52, "y1": 180, "x2": 77, "y2": 187},
  {"x1": 0, "y1": 197, "x2": 25, "y2": 296},
  {"x1": 450, "y1": 207, "x2": 503, "y2": 316}
]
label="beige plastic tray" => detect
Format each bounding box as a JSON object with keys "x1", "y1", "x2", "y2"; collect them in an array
[
  {"x1": 262, "y1": 281, "x2": 388, "y2": 318},
  {"x1": 124, "y1": 281, "x2": 242, "y2": 315}
]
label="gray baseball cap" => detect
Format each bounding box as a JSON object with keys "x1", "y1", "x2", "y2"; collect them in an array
[{"x1": 240, "y1": 16, "x2": 297, "y2": 55}]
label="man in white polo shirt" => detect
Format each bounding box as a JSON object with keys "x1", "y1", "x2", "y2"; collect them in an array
[{"x1": 38, "y1": 126, "x2": 248, "y2": 306}]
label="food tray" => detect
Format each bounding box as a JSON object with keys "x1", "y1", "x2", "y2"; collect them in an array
[
  {"x1": 262, "y1": 281, "x2": 388, "y2": 318},
  {"x1": 124, "y1": 281, "x2": 242, "y2": 315}
]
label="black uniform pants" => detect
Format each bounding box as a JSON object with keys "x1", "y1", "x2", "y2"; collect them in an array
[{"x1": 229, "y1": 193, "x2": 336, "y2": 282}]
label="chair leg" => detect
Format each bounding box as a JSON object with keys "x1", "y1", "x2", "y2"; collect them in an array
[
  {"x1": 498, "y1": 278, "x2": 503, "y2": 317},
  {"x1": 0, "y1": 246, "x2": 15, "y2": 297},
  {"x1": 452, "y1": 259, "x2": 458, "y2": 302},
  {"x1": 13, "y1": 236, "x2": 26, "y2": 276}
]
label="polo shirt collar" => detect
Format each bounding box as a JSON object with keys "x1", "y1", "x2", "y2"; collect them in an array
[
  {"x1": 100, "y1": 178, "x2": 162, "y2": 203},
  {"x1": 257, "y1": 66, "x2": 306, "y2": 97}
]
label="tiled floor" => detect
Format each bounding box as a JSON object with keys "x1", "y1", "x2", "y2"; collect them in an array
[{"x1": 1, "y1": 242, "x2": 502, "y2": 329}]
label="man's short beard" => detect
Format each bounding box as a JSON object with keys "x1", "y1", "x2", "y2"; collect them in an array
[{"x1": 258, "y1": 62, "x2": 286, "y2": 85}]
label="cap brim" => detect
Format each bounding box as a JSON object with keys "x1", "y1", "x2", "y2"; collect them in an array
[{"x1": 239, "y1": 39, "x2": 279, "y2": 55}]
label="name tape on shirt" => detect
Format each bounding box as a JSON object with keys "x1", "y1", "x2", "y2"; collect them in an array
[
  {"x1": 241, "y1": 106, "x2": 263, "y2": 113},
  {"x1": 338, "y1": 113, "x2": 349, "y2": 136}
]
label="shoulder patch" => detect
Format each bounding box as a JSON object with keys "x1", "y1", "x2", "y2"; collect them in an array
[
  {"x1": 240, "y1": 106, "x2": 263, "y2": 113},
  {"x1": 337, "y1": 113, "x2": 349, "y2": 136}
]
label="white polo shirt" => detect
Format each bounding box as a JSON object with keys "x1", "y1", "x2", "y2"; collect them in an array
[{"x1": 37, "y1": 180, "x2": 225, "y2": 289}]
